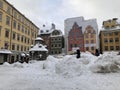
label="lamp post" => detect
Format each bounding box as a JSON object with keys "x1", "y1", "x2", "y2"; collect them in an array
[
  {"x1": 39, "y1": 54, "x2": 42, "y2": 60},
  {"x1": 31, "y1": 51, "x2": 34, "y2": 60}
]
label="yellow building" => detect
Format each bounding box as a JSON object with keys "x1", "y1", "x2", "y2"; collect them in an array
[
  {"x1": 84, "y1": 25, "x2": 97, "y2": 54},
  {"x1": 0, "y1": 0, "x2": 39, "y2": 62},
  {"x1": 102, "y1": 18, "x2": 117, "y2": 29},
  {"x1": 100, "y1": 18, "x2": 120, "y2": 53}
]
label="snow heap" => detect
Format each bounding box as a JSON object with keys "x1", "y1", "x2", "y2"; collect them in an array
[{"x1": 90, "y1": 52, "x2": 120, "y2": 73}]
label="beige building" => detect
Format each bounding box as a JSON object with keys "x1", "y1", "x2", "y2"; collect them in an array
[
  {"x1": 100, "y1": 18, "x2": 120, "y2": 53},
  {"x1": 84, "y1": 25, "x2": 97, "y2": 54},
  {"x1": 0, "y1": 0, "x2": 39, "y2": 62}
]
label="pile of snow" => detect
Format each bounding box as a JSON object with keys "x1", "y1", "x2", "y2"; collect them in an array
[
  {"x1": 90, "y1": 52, "x2": 120, "y2": 73},
  {"x1": 55, "y1": 52, "x2": 96, "y2": 78},
  {"x1": 3, "y1": 62, "x2": 11, "y2": 66}
]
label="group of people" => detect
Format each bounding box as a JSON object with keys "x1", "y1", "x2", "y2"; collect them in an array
[{"x1": 75, "y1": 49, "x2": 102, "y2": 59}]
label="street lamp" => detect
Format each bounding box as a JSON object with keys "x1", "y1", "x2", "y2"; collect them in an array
[{"x1": 31, "y1": 51, "x2": 34, "y2": 60}]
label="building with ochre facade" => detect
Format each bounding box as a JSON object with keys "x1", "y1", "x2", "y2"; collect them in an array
[
  {"x1": 0, "y1": 0, "x2": 39, "y2": 63},
  {"x1": 100, "y1": 18, "x2": 120, "y2": 52}
]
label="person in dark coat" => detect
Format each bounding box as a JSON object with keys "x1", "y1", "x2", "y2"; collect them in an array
[
  {"x1": 76, "y1": 49, "x2": 81, "y2": 58},
  {"x1": 95, "y1": 49, "x2": 100, "y2": 56}
]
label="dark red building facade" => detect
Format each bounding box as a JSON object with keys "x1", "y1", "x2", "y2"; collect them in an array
[{"x1": 68, "y1": 22, "x2": 84, "y2": 52}]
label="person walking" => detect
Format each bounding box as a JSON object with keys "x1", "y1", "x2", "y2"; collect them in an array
[
  {"x1": 95, "y1": 49, "x2": 100, "y2": 56},
  {"x1": 76, "y1": 49, "x2": 81, "y2": 58}
]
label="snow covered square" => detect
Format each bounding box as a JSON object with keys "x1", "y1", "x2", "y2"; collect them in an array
[{"x1": 0, "y1": 52, "x2": 120, "y2": 90}]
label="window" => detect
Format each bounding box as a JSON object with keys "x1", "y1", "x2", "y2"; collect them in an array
[
  {"x1": 86, "y1": 35, "x2": 88, "y2": 38},
  {"x1": 17, "y1": 45, "x2": 19, "y2": 51},
  {"x1": 28, "y1": 39, "x2": 30, "y2": 44},
  {"x1": 6, "y1": 16, "x2": 10, "y2": 25},
  {"x1": 0, "y1": 1, "x2": 3, "y2": 8},
  {"x1": 109, "y1": 32, "x2": 113, "y2": 36},
  {"x1": 13, "y1": 11, "x2": 17, "y2": 18},
  {"x1": 21, "y1": 35, "x2": 24, "y2": 42},
  {"x1": 4, "y1": 42, "x2": 9, "y2": 49},
  {"x1": 5, "y1": 29, "x2": 9, "y2": 38},
  {"x1": 0, "y1": 12, "x2": 2, "y2": 22},
  {"x1": 18, "y1": 15, "x2": 21, "y2": 21},
  {"x1": 17, "y1": 34, "x2": 20, "y2": 41},
  {"x1": 103, "y1": 33, "x2": 108, "y2": 36},
  {"x1": 28, "y1": 30, "x2": 30, "y2": 35},
  {"x1": 114, "y1": 32, "x2": 118, "y2": 35},
  {"x1": 70, "y1": 44, "x2": 72, "y2": 48},
  {"x1": 104, "y1": 38, "x2": 108, "y2": 43},
  {"x1": 116, "y1": 46, "x2": 119, "y2": 50},
  {"x1": 115, "y1": 38, "x2": 119, "y2": 42},
  {"x1": 41, "y1": 30, "x2": 43, "y2": 33},
  {"x1": 86, "y1": 40, "x2": 89, "y2": 44},
  {"x1": 13, "y1": 20, "x2": 16, "y2": 29},
  {"x1": 25, "y1": 29, "x2": 27, "y2": 34},
  {"x1": 105, "y1": 46, "x2": 108, "y2": 51},
  {"x1": 22, "y1": 25, "x2": 24, "y2": 32},
  {"x1": 74, "y1": 44, "x2": 77, "y2": 47},
  {"x1": 55, "y1": 44, "x2": 57, "y2": 47},
  {"x1": 51, "y1": 44, "x2": 54, "y2": 47},
  {"x1": 24, "y1": 37, "x2": 26, "y2": 43},
  {"x1": 86, "y1": 47, "x2": 89, "y2": 50},
  {"x1": 91, "y1": 47, "x2": 94, "y2": 50},
  {"x1": 59, "y1": 44, "x2": 61, "y2": 47},
  {"x1": 110, "y1": 46, "x2": 114, "y2": 50},
  {"x1": 12, "y1": 44, "x2": 15, "y2": 50},
  {"x1": 12, "y1": 32, "x2": 16, "y2": 40},
  {"x1": 21, "y1": 45, "x2": 23, "y2": 51},
  {"x1": 51, "y1": 38, "x2": 54, "y2": 41},
  {"x1": 109, "y1": 38, "x2": 113, "y2": 43},
  {"x1": 18, "y1": 23, "x2": 21, "y2": 31},
  {"x1": 0, "y1": 26, "x2": 2, "y2": 36},
  {"x1": 6, "y1": 6, "x2": 11, "y2": 14},
  {"x1": 32, "y1": 32, "x2": 34, "y2": 37},
  {"x1": 22, "y1": 17, "x2": 24, "y2": 23},
  {"x1": 91, "y1": 34, "x2": 94, "y2": 38},
  {"x1": 91, "y1": 40, "x2": 94, "y2": 43}
]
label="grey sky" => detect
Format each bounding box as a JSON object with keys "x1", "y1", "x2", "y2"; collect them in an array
[{"x1": 7, "y1": 0, "x2": 120, "y2": 33}]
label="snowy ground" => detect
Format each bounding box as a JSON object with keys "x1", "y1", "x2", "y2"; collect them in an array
[{"x1": 0, "y1": 52, "x2": 120, "y2": 90}]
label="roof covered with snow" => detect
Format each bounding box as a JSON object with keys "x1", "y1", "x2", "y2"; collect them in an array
[
  {"x1": 35, "y1": 37, "x2": 43, "y2": 41},
  {"x1": 116, "y1": 19, "x2": 120, "y2": 25},
  {"x1": 0, "y1": 49, "x2": 12, "y2": 54},
  {"x1": 29, "y1": 44, "x2": 48, "y2": 52}
]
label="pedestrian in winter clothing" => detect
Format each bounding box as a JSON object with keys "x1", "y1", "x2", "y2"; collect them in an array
[
  {"x1": 76, "y1": 49, "x2": 81, "y2": 58},
  {"x1": 95, "y1": 49, "x2": 99, "y2": 56}
]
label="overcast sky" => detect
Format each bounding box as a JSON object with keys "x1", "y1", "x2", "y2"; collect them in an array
[{"x1": 7, "y1": 0, "x2": 120, "y2": 33}]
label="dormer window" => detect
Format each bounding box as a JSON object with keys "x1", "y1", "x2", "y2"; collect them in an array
[
  {"x1": 39, "y1": 45, "x2": 42, "y2": 48},
  {"x1": 46, "y1": 30, "x2": 49, "y2": 32},
  {"x1": 41, "y1": 30, "x2": 43, "y2": 33}
]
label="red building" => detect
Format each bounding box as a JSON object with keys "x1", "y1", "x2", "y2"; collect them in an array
[{"x1": 68, "y1": 22, "x2": 84, "y2": 53}]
